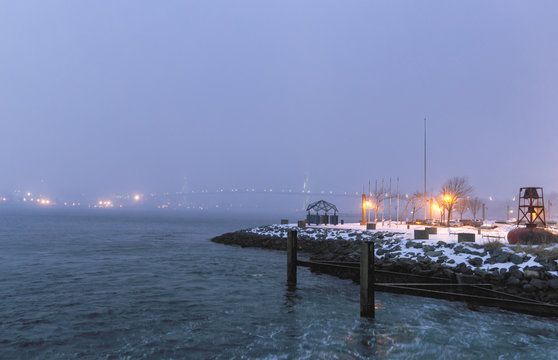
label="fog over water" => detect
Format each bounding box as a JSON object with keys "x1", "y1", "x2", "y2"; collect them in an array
[{"x1": 1, "y1": 1, "x2": 558, "y2": 210}]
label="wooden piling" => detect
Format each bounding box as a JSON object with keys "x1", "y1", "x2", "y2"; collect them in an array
[
  {"x1": 287, "y1": 230, "x2": 298, "y2": 284},
  {"x1": 360, "y1": 241, "x2": 375, "y2": 318}
]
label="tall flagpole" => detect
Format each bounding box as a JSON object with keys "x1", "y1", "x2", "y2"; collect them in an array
[
  {"x1": 424, "y1": 118, "x2": 427, "y2": 221},
  {"x1": 381, "y1": 178, "x2": 385, "y2": 226},
  {"x1": 374, "y1": 180, "x2": 378, "y2": 223},
  {"x1": 396, "y1": 177, "x2": 400, "y2": 224},
  {"x1": 368, "y1": 180, "x2": 371, "y2": 223},
  {"x1": 389, "y1": 177, "x2": 392, "y2": 225}
]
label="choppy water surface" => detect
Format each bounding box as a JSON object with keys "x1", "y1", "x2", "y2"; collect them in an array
[{"x1": 1, "y1": 210, "x2": 557, "y2": 359}]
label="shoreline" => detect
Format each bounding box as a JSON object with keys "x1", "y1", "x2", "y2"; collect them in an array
[{"x1": 211, "y1": 224, "x2": 558, "y2": 305}]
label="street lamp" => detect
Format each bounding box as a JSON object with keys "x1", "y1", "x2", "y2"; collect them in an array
[{"x1": 365, "y1": 200, "x2": 372, "y2": 223}]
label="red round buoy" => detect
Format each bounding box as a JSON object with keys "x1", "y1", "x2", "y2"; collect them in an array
[{"x1": 507, "y1": 227, "x2": 558, "y2": 245}]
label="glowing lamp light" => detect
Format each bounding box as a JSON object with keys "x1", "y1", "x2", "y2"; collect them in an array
[{"x1": 134, "y1": 194, "x2": 141, "y2": 201}]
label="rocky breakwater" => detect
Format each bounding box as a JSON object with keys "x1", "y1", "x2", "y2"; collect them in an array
[{"x1": 211, "y1": 225, "x2": 558, "y2": 304}]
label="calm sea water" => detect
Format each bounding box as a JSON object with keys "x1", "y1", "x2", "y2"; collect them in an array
[{"x1": 1, "y1": 210, "x2": 558, "y2": 359}]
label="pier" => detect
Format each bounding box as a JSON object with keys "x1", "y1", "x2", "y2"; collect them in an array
[{"x1": 285, "y1": 230, "x2": 558, "y2": 318}]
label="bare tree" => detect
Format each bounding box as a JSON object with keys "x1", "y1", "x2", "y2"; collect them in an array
[
  {"x1": 468, "y1": 197, "x2": 482, "y2": 220},
  {"x1": 403, "y1": 191, "x2": 424, "y2": 224},
  {"x1": 435, "y1": 194, "x2": 447, "y2": 224},
  {"x1": 455, "y1": 199, "x2": 468, "y2": 221},
  {"x1": 370, "y1": 189, "x2": 383, "y2": 222},
  {"x1": 440, "y1": 177, "x2": 473, "y2": 226}
]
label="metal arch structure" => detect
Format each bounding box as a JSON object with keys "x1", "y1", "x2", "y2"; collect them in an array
[{"x1": 306, "y1": 200, "x2": 338, "y2": 215}]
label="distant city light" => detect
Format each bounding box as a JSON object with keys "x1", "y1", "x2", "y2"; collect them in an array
[
  {"x1": 96, "y1": 200, "x2": 113, "y2": 208},
  {"x1": 134, "y1": 194, "x2": 141, "y2": 201}
]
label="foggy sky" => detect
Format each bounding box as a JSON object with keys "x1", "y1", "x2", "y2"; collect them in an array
[{"x1": 1, "y1": 1, "x2": 558, "y2": 202}]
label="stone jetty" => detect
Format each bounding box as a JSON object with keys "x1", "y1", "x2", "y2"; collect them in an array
[{"x1": 212, "y1": 224, "x2": 558, "y2": 304}]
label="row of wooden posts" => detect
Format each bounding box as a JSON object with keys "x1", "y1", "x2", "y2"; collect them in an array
[
  {"x1": 284, "y1": 231, "x2": 558, "y2": 318},
  {"x1": 286, "y1": 230, "x2": 376, "y2": 318}
]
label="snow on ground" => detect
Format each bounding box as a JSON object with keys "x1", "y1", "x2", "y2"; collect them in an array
[
  {"x1": 248, "y1": 222, "x2": 558, "y2": 275},
  {"x1": 316, "y1": 221, "x2": 512, "y2": 244}
]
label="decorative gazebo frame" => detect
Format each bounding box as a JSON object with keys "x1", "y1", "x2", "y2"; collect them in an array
[
  {"x1": 306, "y1": 200, "x2": 339, "y2": 225},
  {"x1": 306, "y1": 200, "x2": 338, "y2": 215}
]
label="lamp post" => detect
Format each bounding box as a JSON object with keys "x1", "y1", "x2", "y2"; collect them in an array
[
  {"x1": 361, "y1": 194, "x2": 366, "y2": 225},
  {"x1": 443, "y1": 194, "x2": 452, "y2": 227},
  {"x1": 432, "y1": 203, "x2": 440, "y2": 225},
  {"x1": 366, "y1": 200, "x2": 372, "y2": 224}
]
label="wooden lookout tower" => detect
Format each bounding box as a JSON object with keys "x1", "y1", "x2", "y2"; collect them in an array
[{"x1": 517, "y1": 187, "x2": 546, "y2": 228}]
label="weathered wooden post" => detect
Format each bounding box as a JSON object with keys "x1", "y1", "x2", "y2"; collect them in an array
[
  {"x1": 287, "y1": 230, "x2": 298, "y2": 284},
  {"x1": 360, "y1": 241, "x2": 375, "y2": 318}
]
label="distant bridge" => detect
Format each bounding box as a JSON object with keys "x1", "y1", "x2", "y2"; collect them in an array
[{"x1": 167, "y1": 189, "x2": 363, "y2": 198}]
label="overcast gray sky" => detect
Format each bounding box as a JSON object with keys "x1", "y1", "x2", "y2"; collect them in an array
[{"x1": 1, "y1": 1, "x2": 557, "y2": 201}]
